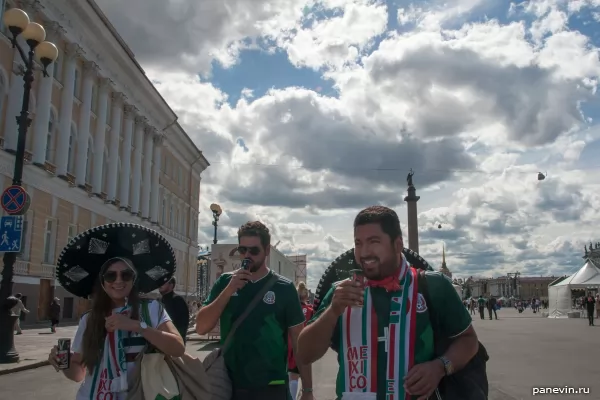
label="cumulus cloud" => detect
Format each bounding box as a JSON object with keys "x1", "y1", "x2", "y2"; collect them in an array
[{"x1": 98, "y1": 0, "x2": 600, "y2": 288}]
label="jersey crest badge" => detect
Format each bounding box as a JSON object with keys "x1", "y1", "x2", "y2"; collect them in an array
[
  {"x1": 263, "y1": 291, "x2": 276, "y2": 304},
  {"x1": 416, "y1": 293, "x2": 427, "y2": 313}
]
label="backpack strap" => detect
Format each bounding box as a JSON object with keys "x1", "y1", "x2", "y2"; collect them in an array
[
  {"x1": 417, "y1": 270, "x2": 440, "y2": 346},
  {"x1": 220, "y1": 274, "x2": 279, "y2": 354}
]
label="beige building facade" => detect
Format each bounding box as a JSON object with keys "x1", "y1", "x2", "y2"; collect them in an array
[
  {"x1": 0, "y1": 0, "x2": 209, "y2": 324},
  {"x1": 467, "y1": 276, "x2": 556, "y2": 300}
]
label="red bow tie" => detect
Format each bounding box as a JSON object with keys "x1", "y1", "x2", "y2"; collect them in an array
[{"x1": 366, "y1": 268, "x2": 402, "y2": 292}]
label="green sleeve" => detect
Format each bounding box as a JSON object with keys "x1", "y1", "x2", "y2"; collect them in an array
[
  {"x1": 202, "y1": 274, "x2": 230, "y2": 306},
  {"x1": 286, "y1": 283, "x2": 305, "y2": 328},
  {"x1": 307, "y1": 287, "x2": 340, "y2": 352},
  {"x1": 427, "y1": 273, "x2": 472, "y2": 338}
]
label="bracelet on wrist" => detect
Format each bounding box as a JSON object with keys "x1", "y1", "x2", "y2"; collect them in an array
[{"x1": 302, "y1": 388, "x2": 313, "y2": 393}]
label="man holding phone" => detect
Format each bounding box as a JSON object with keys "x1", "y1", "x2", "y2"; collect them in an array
[{"x1": 196, "y1": 221, "x2": 314, "y2": 400}]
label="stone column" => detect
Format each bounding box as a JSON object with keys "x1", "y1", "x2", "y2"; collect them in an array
[
  {"x1": 150, "y1": 133, "x2": 163, "y2": 223},
  {"x1": 130, "y1": 117, "x2": 145, "y2": 215},
  {"x1": 32, "y1": 22, "x2": 64, "y2": 166},
  {"x1": 404, "y1": 181, "x2": 420, "y2": 253},
  {"x1": 141, "y1": 127, "x2": 155, "y2": 219},
  {"x1": 55, "y1": 43, "x2": 81, "y2": 178},
  {"x1": 118, "y1": 105, "x2": 135, "y2": 209},
  {"x1": 91, "y1": 78, "x2": 111, "y2": 195},
  {"x1": 3, "y1": 56, "x2": 25, "y2": 153},
  {"x1": 74, "y1": 61, "x2": 98, "y2": 187},
  {"x1": 106, "y1": 93, "x2": 124, "y2": 202}
]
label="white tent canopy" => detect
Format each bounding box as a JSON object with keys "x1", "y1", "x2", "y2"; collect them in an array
[{"x1": 548, "y1": 260, "x2": 600, "y2": 318}]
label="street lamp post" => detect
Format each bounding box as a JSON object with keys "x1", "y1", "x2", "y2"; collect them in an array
[
  {"x1": 209, "y1": 203, "x2": 222, "y2": 245},
  {"x1": 0, "y1": 8, "x2": 59, "y2": 364}
]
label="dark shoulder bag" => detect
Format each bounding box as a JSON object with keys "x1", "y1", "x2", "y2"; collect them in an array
[
  {"x1": 203, "y1": 274, "x2": 279, "y2": 400},
  {"x1": 418, "y1": 271, "x2": 490, "y2": 400}
]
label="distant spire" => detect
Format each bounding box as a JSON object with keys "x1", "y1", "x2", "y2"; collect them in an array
[
  {"x1": 440, "y1": 243, "x2": 451, "y2": 278},
  {"x1": 442, "y1": 244, "x2": 446, "y2": 266}
]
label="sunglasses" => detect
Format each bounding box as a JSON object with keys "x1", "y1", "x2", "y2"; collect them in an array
[
  {"x1": 102, "y1": 269, "x2": 136, "y2": 283},
  {"x1": 237, "y1": 246, "x2": 261, "y2": 256}
]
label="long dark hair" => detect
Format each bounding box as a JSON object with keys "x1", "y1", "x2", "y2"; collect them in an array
[{"x1": 80, "y1": 260, "x2": 140, "y2": 371}]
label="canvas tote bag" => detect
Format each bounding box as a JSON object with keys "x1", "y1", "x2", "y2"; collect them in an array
[
  {"x1": 127, "y1": 302, "x2": 211, "y2": 400},
  {"x1": 203, "y1": 274, "x2": 279, "y2": 400}
]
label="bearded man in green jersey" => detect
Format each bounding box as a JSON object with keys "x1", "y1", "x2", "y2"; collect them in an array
[
  {"x1": 196, "y1": 221, "x2": 314, "y2": 400},
  {"x1": 297, "y1": 206, "x2": 480, "y2": 400}
]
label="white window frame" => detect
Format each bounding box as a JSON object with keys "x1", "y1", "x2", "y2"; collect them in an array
[
  {"x1": 67, "y1": 223, "x2": 77, "y2": 244},
  {"x1": 17, "y1": 210, "x2": 33, "y2": 261},
  {"x1": 42, "y1": 217, "x2": 58, "y2": 264}
]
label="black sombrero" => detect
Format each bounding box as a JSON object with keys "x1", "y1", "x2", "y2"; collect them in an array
[
  {"x1": 313, "y1": 248, "x2": 433, "y2": 309},
  {"x1": 56, "y1": 223, "x2": 176, "y2": 298}
]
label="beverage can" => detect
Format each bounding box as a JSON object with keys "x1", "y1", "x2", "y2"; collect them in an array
[
  {"x1": 349, "y1": 269, "x2": 365, "y2": 308},
  {"x1": 349, "y1": 269, "x2": 365, "y2": 286},
  {"x1": 241, "y1": 258, "x2": 251, "y2": 270},
  {"x1": 56, "y1": 338, "x2": 71, "y2": 370}
]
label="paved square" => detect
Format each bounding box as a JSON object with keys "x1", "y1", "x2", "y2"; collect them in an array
[
  {"x1": 0, "y1": 307, "x2": 597, "y2": 399},
  {"x1": 474, "y1": 307, "x2": 598, "y2": 400}
]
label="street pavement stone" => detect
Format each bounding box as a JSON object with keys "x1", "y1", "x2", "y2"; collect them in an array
[{"x1": 0, "y1": 308, "x2": 597, "y2": 399}]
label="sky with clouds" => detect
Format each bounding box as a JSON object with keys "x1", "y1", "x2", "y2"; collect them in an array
[{"x1": 97, "y1": 0, "x2": 600, "y2": 289}]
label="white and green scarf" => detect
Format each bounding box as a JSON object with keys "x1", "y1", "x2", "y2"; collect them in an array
[
  {"x1": 87, "y1": 304, "x2": 149, "y2": 399},
  {"x1": 340, "y1": 258, "x2": 419, "y2": 400}
]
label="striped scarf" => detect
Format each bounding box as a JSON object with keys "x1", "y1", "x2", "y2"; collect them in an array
[
  {"x1": 88, "y1": 305, "x2": 148, "y2": 400},
  {"x1": 340, "y1": 258, "x2": 419, "y2": 400}
]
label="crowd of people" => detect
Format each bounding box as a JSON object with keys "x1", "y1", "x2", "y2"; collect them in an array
[{"x1": 36, "y1": 206, "x2": 489, "y2": 400}]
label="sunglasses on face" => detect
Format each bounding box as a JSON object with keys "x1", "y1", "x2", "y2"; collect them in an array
[
  {"x1": 102, "y1": 269, "x2": 136, "y2": 283},
  {"x1": 237, "y1": 246, "x2": 261, "y2": 256}
]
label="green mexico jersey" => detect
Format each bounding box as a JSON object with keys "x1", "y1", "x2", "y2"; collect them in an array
[
  {"x1": 309, "y1": 271, "x2": 472, "y2": 400},
  {"x1": 203, "y1": 270, "x2": 305, "y2": 389}
]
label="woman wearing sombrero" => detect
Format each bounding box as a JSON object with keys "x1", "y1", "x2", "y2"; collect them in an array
[{"x1": 47, "y1": 223, "x2": 186, "y2": 400}]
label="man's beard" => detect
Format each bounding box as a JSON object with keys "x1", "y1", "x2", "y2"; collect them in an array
[{"x1": 248, "y1": 256, "x2": 265, "y2": 272}]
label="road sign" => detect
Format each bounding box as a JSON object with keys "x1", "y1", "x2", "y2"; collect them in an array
[
  {"x1": 1, "y1": 185, "x2": 29, "y2": 215},
  {"x1": 0, "y1": 215, "x2": 24, "y2": 253}
]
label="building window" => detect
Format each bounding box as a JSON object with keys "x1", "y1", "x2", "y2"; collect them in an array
[
  {"x1": 17, "y1": 210, "x2": 33, "y2": 261},
  {"x1": 161, "y1": 196, "x2": 166, "y2": 224},
  {"x1": 53, "y1": 50, "x2": 62, "y2": 82},
  {"x1": 67, "y1": 224, "x2": 77, "y2": 243},
  {"x1": 1, "y1": 1, "x2": 11, "y2": 34},
  {"x1": 0, "y1": 66, "x2": 6, "y2": 132},
  {"x1": 67, "y1": 124, "x2": 77, "y2": 174},
  {"x1": 73, "y1": 67, "x2": 80, "y2": 98},
  {"x1": 46, "y1": 111, "x2": 55, "y2": 162},
  {"x1": 91, "y1": 83, "x2": 97, "y2": 113},
  {"x1": 43, "y1": 219, "x2": 56, "y2": 264},
  {"x1": 102, "y1": 148, "x2": 108, "y2": 192},
  {"x1": 85, "y1": 137, "x2": 93, "y2": 183},
  {"x1": 169, "y1": 204, "x2": 173, "y2": 228},
  {"x1": 175, "y1": 208, "x2": 179, "y2": 232}
]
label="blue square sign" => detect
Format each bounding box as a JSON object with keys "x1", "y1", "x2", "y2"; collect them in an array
[{"x1": 0, "y1": 215, "x2": 24, "y2": 252}]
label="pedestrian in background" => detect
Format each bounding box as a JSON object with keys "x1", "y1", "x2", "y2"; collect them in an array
[
  {"x1": 159, "y1": 277, "x2": 190, "y2": 343},
  {"x1": 11, "y1": 293, "x2": 29, "y2": 334},
  {"x1": 50, "y1": 297, "x2": 61, "y2": 333},
  {"x1": 585, "y1": 294, "x2": 595, "y2": 326}
]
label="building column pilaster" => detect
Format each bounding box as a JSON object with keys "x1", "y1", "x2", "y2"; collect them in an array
[
  {"x1": 150, "y1": 133, "x2": 163, "y2": 223},
  {"x1": 75, "y1": 61, "x2": 98, "y2": 187},
  {"x1": 32, "y1": 22, "x2": 64, "y2": 166},
  {"x1": 140, "y1": 127, "x2": 155, "y2": 219},
  {"x1": 3, "y1": 57, "x2": 25, "y2": 153},
  {"x1": 91, "y1": 78, "x2": 111, "y2": 195},
  {"x1": 118, "y1": 105, "x2": 135, "y2": 209},
  {"x1": 55, "y1": 43, "x2": 81, "y2": 178},
  {"x1": 130, "y1": 117, "x2": 145, "y2": 215},
  {"x1": 106, "y1": 92, "x2": 124, "y2": 202}
]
